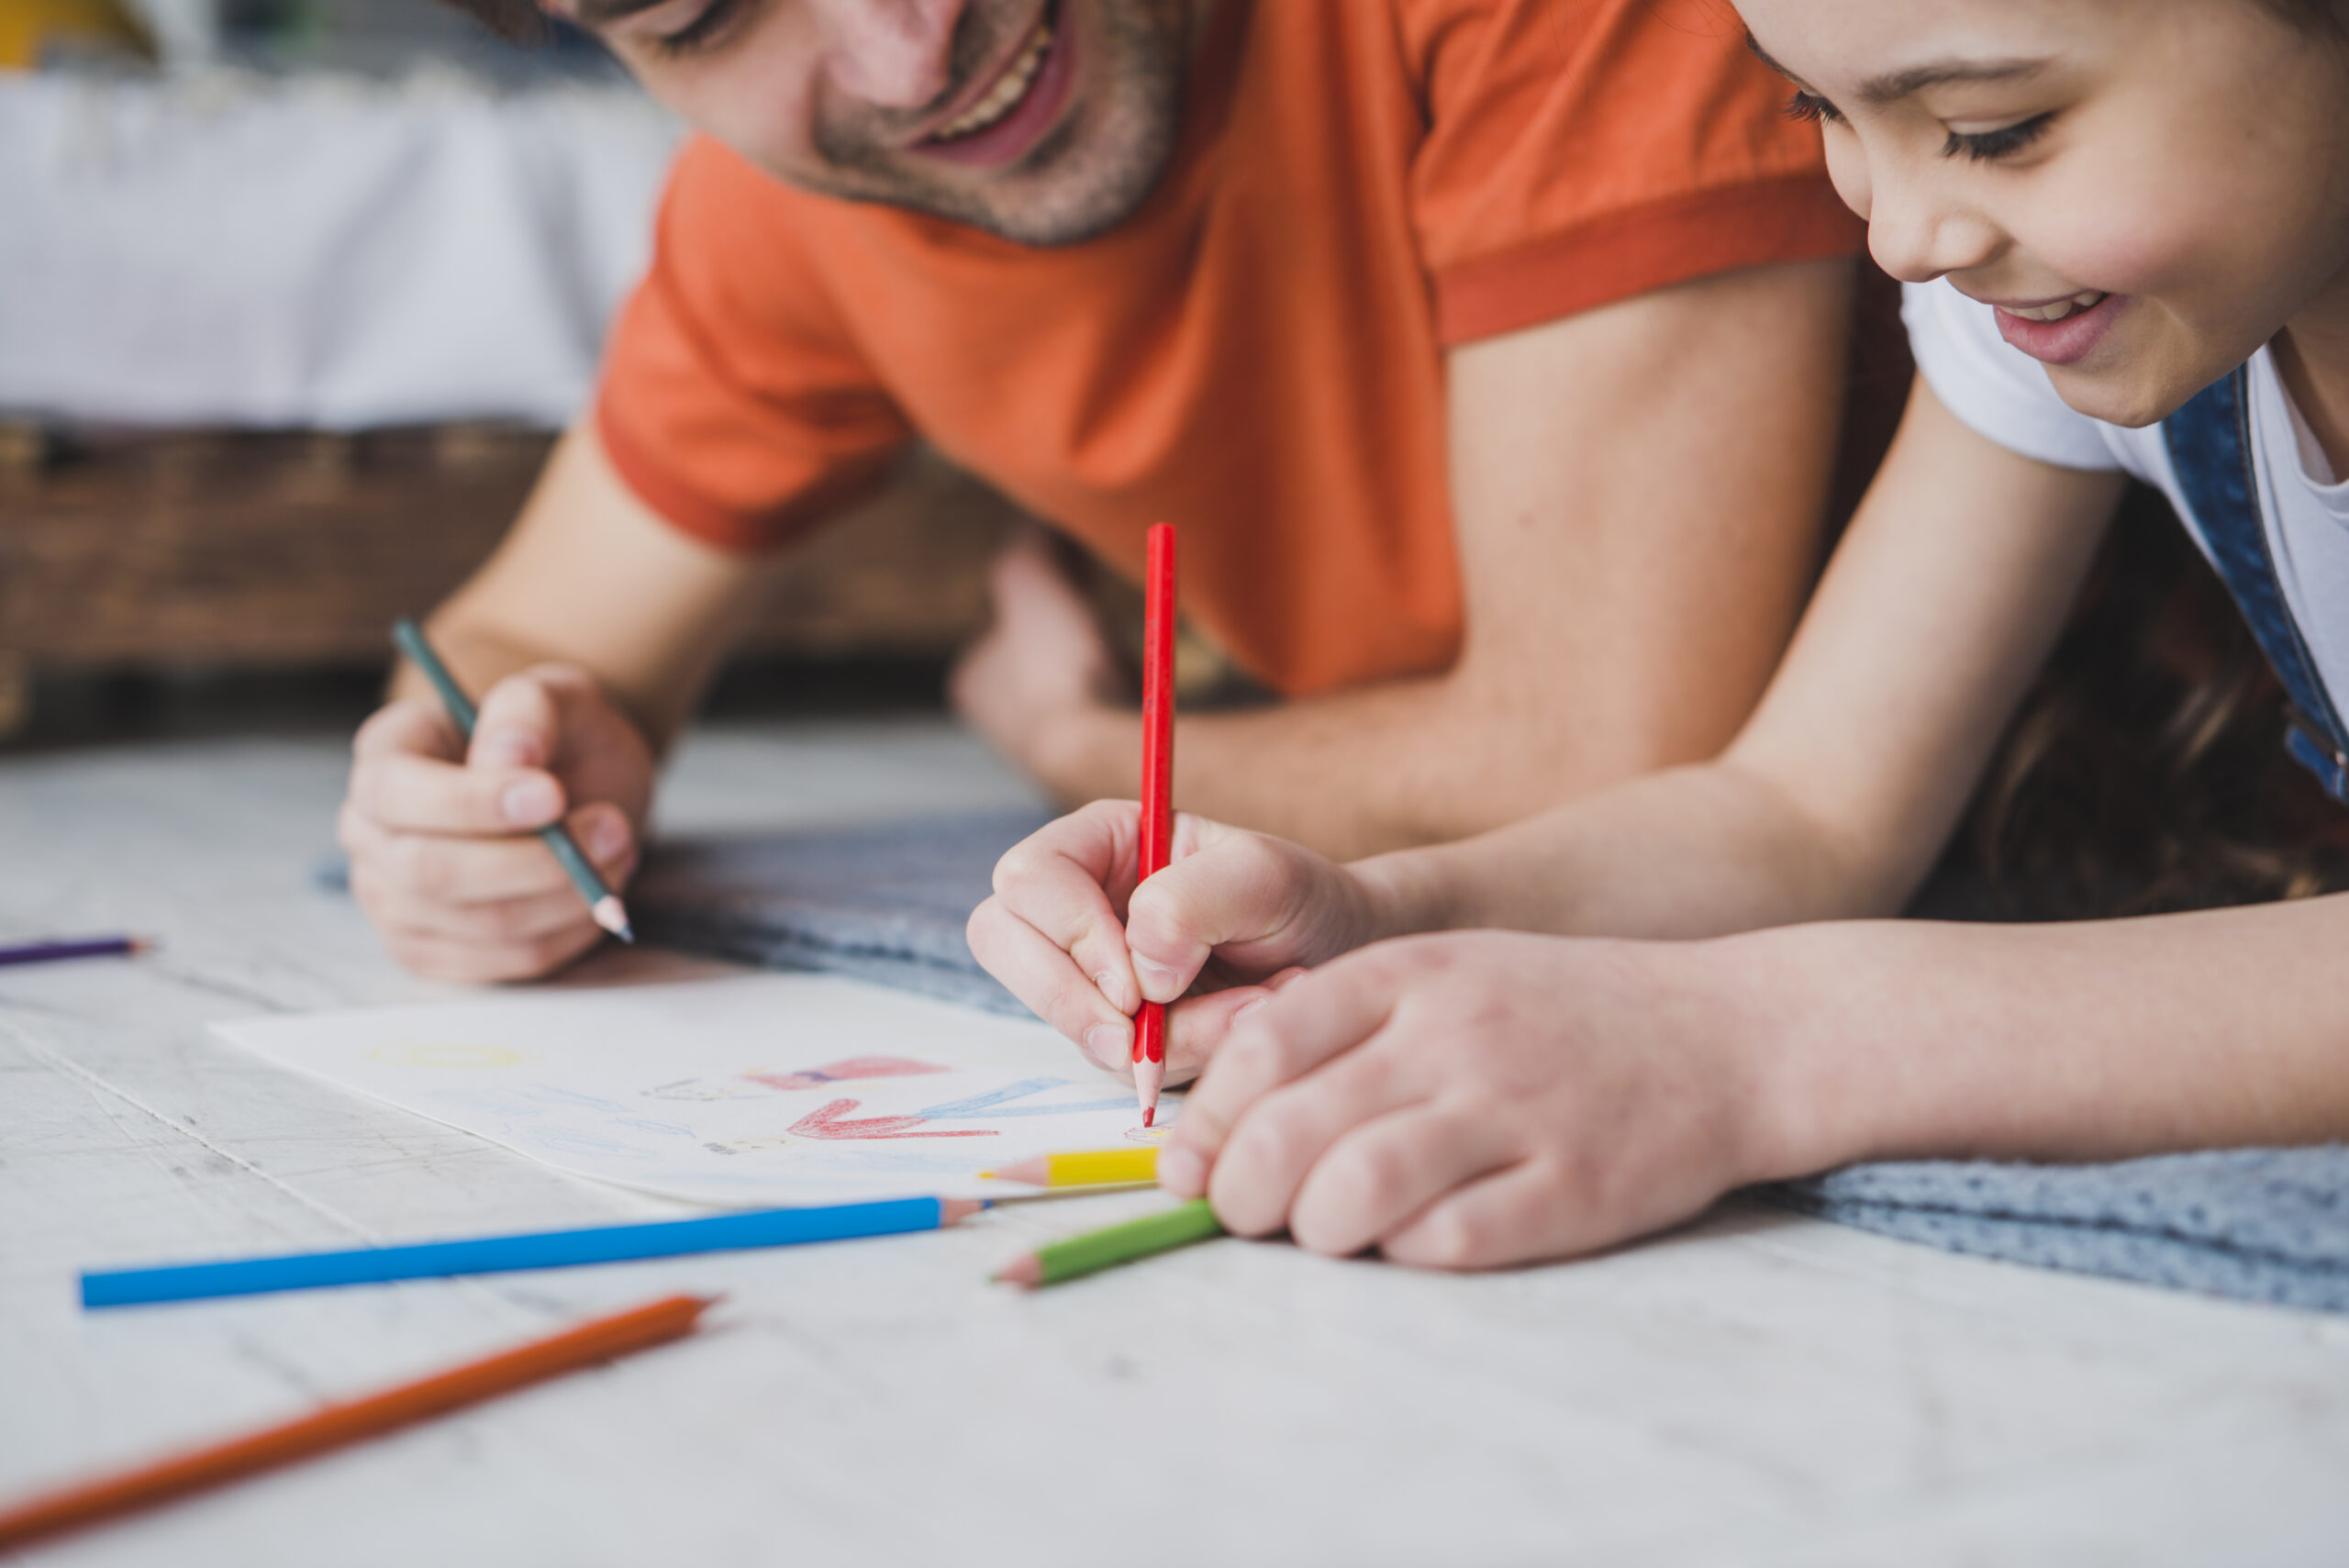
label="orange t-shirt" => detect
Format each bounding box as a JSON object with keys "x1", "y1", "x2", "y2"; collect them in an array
[{"x1": 597, "y1": 0, "x2": 1858, "y2": 697}]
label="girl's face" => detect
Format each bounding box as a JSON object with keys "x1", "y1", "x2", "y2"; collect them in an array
[{"x1": 1739, "y1": 0, "x2": 2349, "y2": 428}]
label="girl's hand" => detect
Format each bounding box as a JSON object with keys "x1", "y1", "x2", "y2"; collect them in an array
[
  {"x1": 967, "y1": 801, "x2": 1399, "y2": 1084},
  {"x1": 1156, "y1": 929, "x2": 1778, "y2": 1269}
]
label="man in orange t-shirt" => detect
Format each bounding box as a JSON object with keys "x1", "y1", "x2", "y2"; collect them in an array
[{"x1": 340, "y1": 0, "x2": 1859, "y2": 981}]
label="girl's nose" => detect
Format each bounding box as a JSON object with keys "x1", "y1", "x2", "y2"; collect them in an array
[{"x1": 1868, "y1": 178, "x2": 2002, "y2": 286}]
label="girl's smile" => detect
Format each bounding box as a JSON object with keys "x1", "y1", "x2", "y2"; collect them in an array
[{"x1": 1973, "y1": 287, "x2": 2125, "y2": 366}]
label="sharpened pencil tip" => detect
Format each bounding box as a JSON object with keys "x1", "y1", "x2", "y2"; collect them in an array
[
  {"x1": 592, "y1": 897, "x2": 634, "y2": 942},
  {"x1": 992, "y1": 1254, "x2": 1042, "y2": 1288}
]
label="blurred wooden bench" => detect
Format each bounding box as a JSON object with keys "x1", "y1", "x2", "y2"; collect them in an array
[{"x1": 0, "y1": 421, "x2": 1021, "y2": 736}]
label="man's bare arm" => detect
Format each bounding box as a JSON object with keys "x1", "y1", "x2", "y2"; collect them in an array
[
  {"x1": 401, "y1": 422, "x2": 783, "y2": 751},
  {"x1": 1008, "y1": 256, "x2": 1854, "y2": 860}
]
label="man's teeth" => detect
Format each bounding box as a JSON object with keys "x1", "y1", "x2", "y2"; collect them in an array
[
  {"x1": 2002, "y1": 291, "x2": 2109, "y2": 323},
  {"x1": 933, "y1": 22, "x2": 1052, "y2": 140}
]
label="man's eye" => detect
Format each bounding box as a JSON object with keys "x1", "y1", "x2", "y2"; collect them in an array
[
  {"x1": 653, "y1": 0, "x2": 742, "y2": 56},
  {"x1": 1943, "y1": 113, "x2": 2055, "y2": 162},
  {"x1": 1783, "y1": 91, "x2": 1843, "y2": 126}
]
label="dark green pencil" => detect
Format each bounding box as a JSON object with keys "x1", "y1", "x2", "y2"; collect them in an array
[
  {"x1": 391, "y1": 619, "x2": 632, "y2": 943},
  {"x1": 992, "y1": 1197, "x2": 1225, "y2": 1287}
]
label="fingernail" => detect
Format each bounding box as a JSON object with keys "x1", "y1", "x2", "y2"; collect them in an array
[
  {"x1": 1233, "y1": 996, "x2": 1269, "y2": 1023},
  {"x1": 1096, "y1": 970, "x2": 1133, "y2": 1011},
  {"x1": 587, "y1": 815, "x2": 629, "y2": 859},
  {"x1": 1083, "y1": 1022, "x2": 1131, "y2": 1069},
  {"x1": 1132, "y1": 952, "x2": 1180, "y2": 999},
  {"x1": 477, "y1": 727, "x2": 540, "y2": 768},
  {"x1": 1158, "y1": 1145, "x2": 1206, "y2": 1195},
  {"x1": 500, "y1": 777, "x2": 561, "y2": 826}
]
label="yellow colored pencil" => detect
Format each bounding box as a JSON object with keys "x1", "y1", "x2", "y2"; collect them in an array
[{"x1": 981, "y1": 1148, "x2": 1159, "y2": 1187}]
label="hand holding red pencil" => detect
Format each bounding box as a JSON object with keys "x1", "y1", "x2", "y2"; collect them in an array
[
  {"x1": 971, "y1": 523, "x2": 1429, "y2": 1094},
  {"x1": 969, "y1": 802, "x2": 1403, "y2": 1084}
]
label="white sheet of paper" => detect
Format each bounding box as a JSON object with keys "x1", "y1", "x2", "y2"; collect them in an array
[{"x1": 213, "y1": 975, "x2": 1173, "y2": 1207}]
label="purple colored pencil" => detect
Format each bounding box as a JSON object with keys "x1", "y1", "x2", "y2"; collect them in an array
[{"x1": 0, "y1": 937, "x2": 150, "y2": 969}]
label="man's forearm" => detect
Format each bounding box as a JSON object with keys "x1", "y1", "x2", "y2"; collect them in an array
[
  {"x1": 393, "y1": 424, "x2": 783, "y2": 756},
  {"x1": 392, "y1": 601, "x2": 688, "y2": 759}
]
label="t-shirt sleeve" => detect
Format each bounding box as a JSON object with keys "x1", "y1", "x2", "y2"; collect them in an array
[
  {"x1": 1403, "y1": 0, "x2": 1865, "y2": 344},
  {"x1": 1901, "y1": 278, "x2": 2121, "y2": 473},
  {"x1": 594, "y1": 136, "x2": 915, "y2": 554}
]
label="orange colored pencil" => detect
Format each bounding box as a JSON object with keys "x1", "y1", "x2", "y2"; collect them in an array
[{"x1": 0, "y1": 1293, "x2": 713, "y2": 1552}]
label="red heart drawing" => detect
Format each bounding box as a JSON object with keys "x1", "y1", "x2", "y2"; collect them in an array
[{"x1": 785, "y1": 1097, "x2": 996, "y2": 1140}]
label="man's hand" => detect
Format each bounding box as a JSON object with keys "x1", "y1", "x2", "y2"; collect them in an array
[
  {"x1": 948, "y1": 532, "x2": 1124, "y2": 792},
  {"x1": 1155, "y1": 930, "x2": 1771, "y2": 1270},
  {"x1": 967, "y1": 801, "x2": 1400, "y2": 1084},
  {"x1": 340, "y1": 663, "x2": 655, "y2": 983}
]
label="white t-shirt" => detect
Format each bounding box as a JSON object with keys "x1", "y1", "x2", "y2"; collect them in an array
[{"x1": 1902, "y1": 277, "x2": 2349, "y2": 724}]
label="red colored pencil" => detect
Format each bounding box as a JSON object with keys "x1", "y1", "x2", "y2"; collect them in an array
[
  {"x1": 1134, "y1": 522, "x2": 1177, "y2": 1127},
  {"x1": 0, "y1": 1294, "x2": 712, "y2": 1552}
]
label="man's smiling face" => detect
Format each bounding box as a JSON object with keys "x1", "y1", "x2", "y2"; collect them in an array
[{"x1": 566, "y1": 0, "x2": 1204, "y2": 248}]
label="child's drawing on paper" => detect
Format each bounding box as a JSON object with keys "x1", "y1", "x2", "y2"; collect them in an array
[
  {"x1": 644, "y1": 1055, "x2": 949, "y2": 1100},
  {"x1": 785, "y1": 1097, "x2": 996, "y2": 1140},
  {"x1": 215, "y1": 974, "x2": 1177, "y2": 1207}
]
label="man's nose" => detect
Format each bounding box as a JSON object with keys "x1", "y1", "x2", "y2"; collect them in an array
[{"x1": 811, "y1": 0, "x2": 957, "y2": 110}]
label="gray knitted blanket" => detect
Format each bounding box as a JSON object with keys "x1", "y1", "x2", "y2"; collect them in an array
[
  {"x1": 630, "y1": 806, "x2": 1055, "y2": 1016},
  {"x1": 629, "y1": 810, "x2": 2349, "y2": 1314},
  {"x1": 1771, "y1": 1151, "x2": 2349, "y2": 1313}
]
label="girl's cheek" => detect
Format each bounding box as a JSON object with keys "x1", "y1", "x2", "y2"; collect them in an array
[
  {"x1": 2015, "y1": 175, "x2": 2201, "y2": 305},
  {"x1": 1821, "y1": 133, "x2": 1872, "y2": 225}
]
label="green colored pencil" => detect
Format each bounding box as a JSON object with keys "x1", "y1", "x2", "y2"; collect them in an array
[
  {"x1": 992, "y1": 1198, "x2": 1225, "y2": 1287},
  {"x1": 391, "y1": 619, "x2": 633, "y2": 942}
]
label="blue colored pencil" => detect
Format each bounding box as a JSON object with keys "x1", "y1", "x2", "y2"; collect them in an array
[
  {"x1": 0, "y1": 936, "x2": 149, "y2": 969},
  {"x1": 390, "y1": 618, "x2": 633, "y2": 943},
  {"x1": 82, "y1": 1196, "x2": 988, "y2": 1308}
]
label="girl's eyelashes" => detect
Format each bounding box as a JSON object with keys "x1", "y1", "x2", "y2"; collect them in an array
[
  {"x1": 651, "y1": 0, "x2": 744, "y2": 56},
  {"x1": 1943, "y1": 113, "x2": 2056, "y2": 163},
  {"x1": 1783, "y1": 90, "x2": 1842, "y2": 127},
  {"x1": 1782, "y1": 88, "x2": 2055, "y2": 166}
]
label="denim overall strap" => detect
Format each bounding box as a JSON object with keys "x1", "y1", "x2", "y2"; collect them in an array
[{"x1": 2162, "y1": 367, "x2": 2349, "y2": 801}]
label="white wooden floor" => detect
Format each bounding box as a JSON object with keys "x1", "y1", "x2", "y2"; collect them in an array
[{"x1": 5, "y1": 718, "x2": 2349, "y2": 1567}]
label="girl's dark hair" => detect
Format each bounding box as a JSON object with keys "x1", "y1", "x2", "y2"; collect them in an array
[{"x1": 1961, "y1": 482, "x2": 2349, "y2": 918}]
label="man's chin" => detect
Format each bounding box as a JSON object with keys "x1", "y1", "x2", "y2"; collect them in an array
[{"x1": 785, "y1": 125, "x2": 1175, "y2": 249}]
